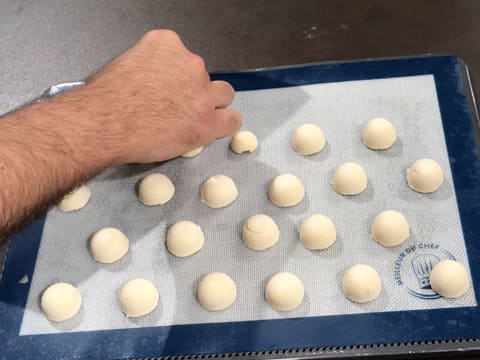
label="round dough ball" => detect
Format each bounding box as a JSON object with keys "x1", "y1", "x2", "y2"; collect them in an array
[
  {"x1": 230, "y1": 131, "x2": 258, "y2": 153},
  {"x1": 197, "y1": 272, "x2": 237, "y2": 311},
  {"x1": 89, "y1": 227, "x2": 129, "y2": 263},
  {"x1": 362, "y1": 117, "x2": 397, "y2": 150},
  {"x1": 58, "y1": 185, "x2": 91, "y2": 212},
  {"x1": 331, "y1": 162, "x2": 368, "y2": 195},
  {"x1": 201, "y1": 175, "x2": 238, "y2": 208},
  {"x1": 429, "y1": 259, "x2": 469, "y2": 298},
  {"x1": 371, "y1": 210, "x2": 410, "y2": 247},
  {"x1": 407, "y1": 159, "x2": 444, "y2": 193},
  {"x1": 292, "y1": 123, "x2": 326, "y2": 155},
  {"x1": 181, "y1": 146, "x2": 203, "y2": 158},
  {"x1": 265, "y1": 272, "x2": 304, "y2": 311},
  {"x1": 242, "y1": 214, "x2": 280, "y2": 251},
  {"x1": 41, "y1": 282, "x2": 82, "y2": 322},
  {"x1": 268, "y1": 174, "x2": 305, "y2": 207},
  {"x1": 342, "y1": 264, "x2": 381, "y2": 303},
  {"x1": 300, "y1": 214, "x2": 337, "y2": 250},
  {"x1": 166, "y1": 220, "x2": 204, "y2": 257},
  {"x1": 138, "y1": 173, "x2": 175, "y2": 206},
  {"x1": 119, "y1": 278, "x2": 159, "y2": 317}
]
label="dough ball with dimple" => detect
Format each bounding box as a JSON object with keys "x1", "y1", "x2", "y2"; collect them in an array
[
  {"x1": 265, "y1": 272, "x2": 304, "y2": 311},
  {"x1": 300, "y1": 214, "x2": 337, "y2": 250},
  {"x1": 331, "y1": 162, "x2": 367, "y2": 195},
  {"x1": 242, "y1": 214, "x2": 280, "y2": 251},
  {"x1": 119, "y1": 278, "x2": 159, "y2": 317},
  {"x1": 429, "y1": 259, "x2": 469, "y2": 298},
  {"x1": 407, "y1": 159, "x2": 444, "y2": 193},
  {"x1": 342, "y1": 264, "x2": 381, "y2": 303},
  {"x1": 41, "y1": 282, "x2": 82, "y2": 322},
  {"x1": 166, "y1": 220, "x2": 204, "y2": 257},
  {"x1": 201, "y1": 175, "x2": 238, "y2": 208},
  {"x1": 362, "y1": 117, "x2": 397, "y2": 150},
  {"x1": 292, "y1": 123, "x2": 326, "y2": 155},
  {"x1": 89, "y1": 227, "x2": 129, "y2": 263},
  {"x1": 268, "y1": 174, "x2": 305, "y2": 207},
  {"x1": 58, "y1": 185, "x2": 91, "y2": 212},
  {"x1": 181, "y1": 146, "x2": 203, "y2": 158},
  {"x1": 230, "y1": 131, "x2": 258, "y2": 153},
  {"x1": 197, "y1": 272, "x2": 237, "y2": 311},
  {"x1": 371, "y1": 210, "x2": 410, "y2": 247},
  {"x1": 138, "y1": 173, "x2": 175, "y2": 206}
]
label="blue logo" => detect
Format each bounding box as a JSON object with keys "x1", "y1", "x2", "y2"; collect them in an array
[{"x1": 394, "y1": 243, "x2": 455, "y2": 299}]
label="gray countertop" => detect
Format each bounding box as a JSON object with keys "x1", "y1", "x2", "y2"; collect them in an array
[
  {"x1": 1, "y1": 0, "x2": 479, "y2": 115},
  {"x1": 1, "y1": 2, "x2": 480, "y2": 358}
]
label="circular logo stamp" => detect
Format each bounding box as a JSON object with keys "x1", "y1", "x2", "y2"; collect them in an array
[{"x1": 394, "y1": 243, "x2": 455, "y2": 299}]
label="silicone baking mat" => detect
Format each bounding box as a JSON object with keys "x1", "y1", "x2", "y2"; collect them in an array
[{"x1": 1, "y1": 55, "x2": 480, "y2": 359}]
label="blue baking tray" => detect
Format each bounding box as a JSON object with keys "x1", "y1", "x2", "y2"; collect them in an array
[{"x1": 1, "y1": 55, "x2": 479, "y2": 359}]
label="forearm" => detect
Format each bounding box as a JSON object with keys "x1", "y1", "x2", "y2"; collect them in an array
[
  {"x1": 0, "y1": 88, "x2": 115, "y2": 241},
  {"x1": 0, "y1": 29, "x2": 241, "y2": 242}
]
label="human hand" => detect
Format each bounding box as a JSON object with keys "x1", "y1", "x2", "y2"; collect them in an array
[
  {"x1": 77, "y1": 29, "x2": 242, "y2": 165},
  {"x1": 0, "y1": 29, "x2": 243, "y2": 238}
]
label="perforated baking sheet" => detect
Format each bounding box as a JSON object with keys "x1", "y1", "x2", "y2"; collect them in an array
[
  {"x1": 2, "y1": 55, "x2": 480, "y2": 360},
  {"x1": 18, "y1": 74, "x2": 475, "y2": 336}
]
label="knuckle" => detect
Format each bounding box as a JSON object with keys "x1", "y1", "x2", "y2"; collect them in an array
[
  {"x1": 189, "y1": 53, "x2": 206, "y2": 69},
  {"x1": 142, "y1": 29, "x2": 162, "y2": 42},
  {"x1": 142, "y1": 29, "x2": 180, "y2": 43},
  {"x1": 161, "y1": 29, "x2": 181, "y2": 42}
]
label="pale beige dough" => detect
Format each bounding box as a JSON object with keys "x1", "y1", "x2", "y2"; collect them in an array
[
  {"x1": 268, "y1": 174, "x2": 305, "y2": 207},
  {"x1": 119, "y1": 278, "x2": 159, "y2": 317},
  {"x1": 181, "y1": 146, "x2": 203, "y2": 158},
  {"x1": 230, "y1": 131, "x2": 258, "y2": 153},
  {"x1": 41, "y1": 282, "x2": 82, "y2": 322},
  {"x1": 242, "y1": 214, "x2": 280, "y2": 250},
  {"x1": 138, "y1": 173, "x2": 175, "y2": 206},
  {"x1": 362, "y1": 117, "x2": 397, "y2": 150},
  {"x1": 197, "y1": 272, "x2": 237, "y2": 311},
  {"x1": 201, "y1": 175, "x2": 238, "y2": 208},
  {"x1": 292, "y1": 123, "x2": 326, "y2": 155},
  {"x1": 166, "y1": 220, "x2": 204, "y2": 257},
  {"x1": 342, "y1": 264, "x2": 381, "y2": 303},
  {"x1": 265, "y1": 272, "x2": 304, "y2": 311},
  {"x1": 58, "y1": 185, "x2": 91, "y2": 212},
  {"x1": 300, "y1": 214, "x2": 337, "y2": 250},
  {"x1": 429, "y1": 259, "x2": 469, "y2": 298},
  {"x1": 371, "y1": 210, "x2": 410, "y2": 247},
  {"x1": 407, "y1": 159, "x2": 444, "y2": 193},
  {"x1": 89, "y1": 227, "x2": 129, "y2": 263},
  {"x1": 331, "y1": 162, "x2": 367, "y2": 195}
]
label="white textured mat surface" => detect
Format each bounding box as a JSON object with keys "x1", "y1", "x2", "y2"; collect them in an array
[{"x1": 20, "y1": 75, "x2": 475, "y2": 335}]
